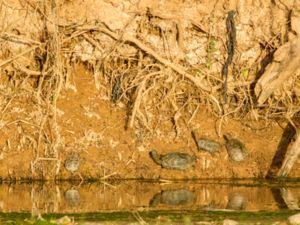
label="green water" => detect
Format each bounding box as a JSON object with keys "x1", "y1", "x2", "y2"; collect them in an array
[{"x1": 0, "y1": 210, "x2": 298, "y2": 224}]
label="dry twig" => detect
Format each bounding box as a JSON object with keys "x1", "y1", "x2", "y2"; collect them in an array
[{"x1": 80, "y1": 24, "x2": 211, "y2": 92}]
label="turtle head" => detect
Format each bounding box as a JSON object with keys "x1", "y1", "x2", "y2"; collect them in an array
[
  {"x1": 223, "y1": 133, "x2": 232, "y2": 141},
  {"x1": 149, "y1": 192, "x2": 162, "y2": 207},
  {"x1": 191, "y1": 130, "x2": 199, "y2": 140},
  {"x1": 150, "y1": 149, "x2": 158, "y2": 156},
  {"x1": 149, "y1": 149, "x2": 162, "y2": 165}
]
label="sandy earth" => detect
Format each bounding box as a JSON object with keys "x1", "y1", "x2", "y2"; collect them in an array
[
  {"x1": 0, "y1": 0, "x2": 300, "y2": 180},
  {"x1": 0, "y1": 64, "x2": 299, "y2": 180}
]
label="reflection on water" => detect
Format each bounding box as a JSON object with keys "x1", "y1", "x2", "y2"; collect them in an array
[
  {"x1": 150, "y1": 189, "x2": 195, "y2": 206},
  {"x1": 64, "y1": 189, "x2": 80, "y2": 207},
  {"x1": 226, "y1": 192, "x2": 247, "y2": 210},
  {"x1": 0, "y1": 181, "x2": 299, "y2": 214}
]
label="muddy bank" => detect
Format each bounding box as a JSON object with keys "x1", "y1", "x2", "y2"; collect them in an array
[
  {"x1": 0, "y1": 0, "x2": 300, "y2": 180},
  {"x1": 0, "y1": 64, "x2": 300, "y2": 180}
]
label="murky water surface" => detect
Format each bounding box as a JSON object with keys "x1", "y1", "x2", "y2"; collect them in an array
[{"x1": 0, "y1": 180, "x2": 299, "y2": 223}]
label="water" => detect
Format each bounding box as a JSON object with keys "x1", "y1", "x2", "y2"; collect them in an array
[{"x1": 0, "y1": 180, "x2": 299, "y2": 224}]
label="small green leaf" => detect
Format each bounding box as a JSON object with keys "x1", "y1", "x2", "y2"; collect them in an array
[
  {"x1": 240, "y1": 68, "x2": 249, "y2": 78},
  {"x1": 208, "y1": 39, "x2": 217, "y2": 53}
]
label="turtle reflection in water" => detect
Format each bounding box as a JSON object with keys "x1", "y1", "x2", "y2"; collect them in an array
[
  {"x1": 224, "y1": 133, "x2": 248, "y2": 162},
  {"x1": 226, "y1": 192, "x2": 247, "y2": 210},
  {"x1": 150, "y1": 189, "x2": 196, "y2": 207},
  {"x1": 64, "y1": 188, "x2": 80, "y2": 207},
  {"x1": 192, "y1": 131, "x2": 222, "y2": 154},
  {"x1": 150, "y1": 150, "x2": 196, "y2": 170}
]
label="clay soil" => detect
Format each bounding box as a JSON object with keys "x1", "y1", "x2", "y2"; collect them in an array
[
  {"x1": 1, "y1": 64, "x2": 299, "y2": 180},
  {"x1": 0, "y1": 0, "x2": 300, "y2": 180}
]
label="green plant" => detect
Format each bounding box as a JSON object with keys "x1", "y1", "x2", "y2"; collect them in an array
[
  {"x1": 240, "y1": 68, "x2": 249, "y2": 78},
  {"x1": 206, "y1": 39, "x2": 218, "y2": 69}
]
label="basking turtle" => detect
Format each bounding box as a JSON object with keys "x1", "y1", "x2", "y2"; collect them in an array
[
  {"x1": 192, "y1": 131, "x2": 221, "y2": 154},
  {"x1": 150, "y1": 189, "x2": 195, "y2": 207},
  {"x1": 224, "y1": 133, "x2": 247, "y2": 162},
  {"x1": 150, "y1": 150, "x2": 195, "y2": 170},
  {"x1": 64, "y1": 153, "x2": 80, "y2": 173}
]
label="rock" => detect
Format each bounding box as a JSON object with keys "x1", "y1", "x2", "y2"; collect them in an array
[
  {"x1": 288, "y1": 213, "x2": 300, "y2": 224},
  {"x1": 272, "y1": 222, "x2": 288, "y2": 225},
  {"x1": 223, "y1": 219, "x2": 239, "y2": 225},
  {"x1": 54, "y1": 216, "x2": 73, "y2": 225},
  {"x1": 81, "y1": 223, "x2": 103, "y2": 225}
]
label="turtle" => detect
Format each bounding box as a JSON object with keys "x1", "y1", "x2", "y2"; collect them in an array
[
  {"x1": 150, "y1": 189, "x2": 195, "y2": 207},
  {"x1": 223, "y1": 133, "x2": 247, "y2": 162},
  {"x1": 192, "y1": 130, "x2": 221, "y2": 154},
  {"x1": 64, "y1": 153, "x2": 80, "y2": 173},
  {"x1": 150, "y1": 150, "x2": 195, "y2": 170}
]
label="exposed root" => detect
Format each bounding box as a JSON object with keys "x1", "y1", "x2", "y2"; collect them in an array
[{"x1": 0, "y1": 0, "x2": 300, "y2": 180}]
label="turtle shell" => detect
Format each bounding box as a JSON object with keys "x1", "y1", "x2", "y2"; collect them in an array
[
  {"x1": 150, "y1": 189, "x2": 195, "y2": 206},
  {"x1": 224, "y1": 134, "x2": 247, "y2": 162},
  {"x1": 192, "y1": 130, "x2": 221, "y2": 154},
  {"x1": 197, "y1": 138, "x2": 222, "y2": 154},
  {"x1": 64, "y1": 189, "x2": 80, "y2": 206},
  {"x1": 160, "y1": 152, "x2": 195, "y2": 170},
  {"x1": 64, "y1": 154, "x2": 80, "y2": 173}
]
